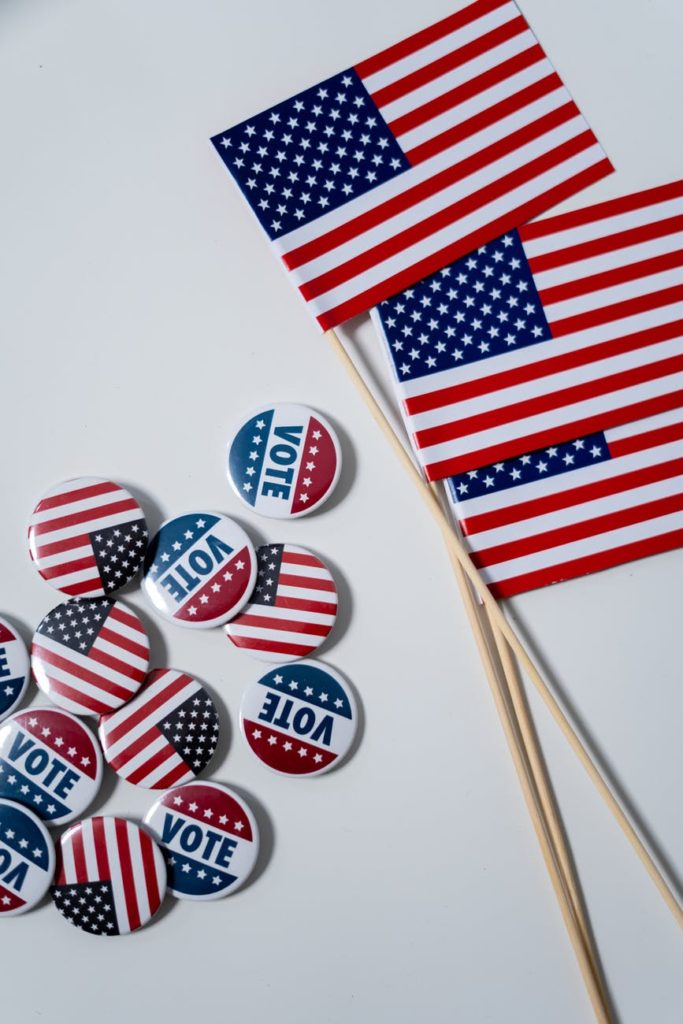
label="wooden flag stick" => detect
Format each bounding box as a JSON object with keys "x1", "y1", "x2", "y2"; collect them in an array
[
  {"x1": 432, "y1": 482, "x2": 612, "y2": 1013},
  {"x1": 441, "y1": 537, "x2": 612, "y2": 1023},
  {"x1": 326, "y1": 326, "x2": 682, "y2": 927}
]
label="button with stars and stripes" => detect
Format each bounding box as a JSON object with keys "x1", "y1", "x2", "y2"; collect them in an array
[
  {"x1": 98, "y1": 669, "x2": 220, "y2": 789},
  {"x1": 142, "y1": 512, "x2": 257, "y2": 628},
  {"x1": 51, "y1": 816, "x2": 167, "y2": 935},
  {"x1": 27, "y1": 477, "x2": 148, "y2": 597},
  {"x1": 225, "y1": 543, "x2": 338, "y2": 662},
  {"x1": 0, "y1": 798, "x2": 55, "y2": 916},
  {"x1": 143, "y1": 781, "x2": 259, "y2": 901},
  {"x1": 31, "y1": 598, "x2": 150, "y2": 717},
  {"x1": 227, "y1": 404, "x2": 342, "y2": 518},
  {"x1": 0, "y1": 617, "x2": 30, "y2": 724},
  {"x1": 239, "y1": 660, "x2": 357, "y2": 776},
  {"x1": 0, "y1": 708, "x2": 103, "y2": 826}
]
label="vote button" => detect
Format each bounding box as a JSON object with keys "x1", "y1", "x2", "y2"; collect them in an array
[
  {"x1": 227, "y1": 403, "x2": 342, "y2": 519},
  {"x1": 239, "y1": 660, "x2": 357, "y2": 776},
  {"x1": 142, "y1": 513, "x2": 257, "y2": 628},
  {"x1": 0, "y1": 708, "x2": 103, "y2": 826},
  {"x1": 0, "y1": 798, "x2": 55, "y2": 916},
  {"x1": 143, "y1": 781, "x2": 259, "y2": 900}
]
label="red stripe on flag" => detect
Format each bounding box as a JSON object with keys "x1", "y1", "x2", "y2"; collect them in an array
[
  {"x1": 278, "y1": 572, "x2": 336, "y2": 592},
  {"x1": 97, "y1": 626, "x2": 149, "y2": 664},
  {"x1": 275, "y1": 595, "x2": 338, "y2": 614},
  {"x1": 72, "y1": 823, "x2": 88, "y2": 883},
  {"x1": 425, "y1": 390, "x2": 683, "y2": 480},
  {"x1": 31, "y1": 499, "x2": 140, "y2": 537},
  {"x1": 290, "y1": 103, "x2": 584, "y2": 276},
  {"x1": 281, "y1": 550, "x2": 327, "y2": 568},
  {"x1": 538, "y1": 248, "x2": 683, "y2": 308},
  {"x1": 32, "y1": 643, "x2": 136, "y2": 704},
  {"x1": 139, "y1": 829, "x2": 164, "y2": 916},
  {"x1": 609, "y1": 419, "x2": 683, "y2": 458},
  {"x1": 231, "y1": 636, "x2": 319, "y2": 658},
  {"x1": 354, "y1": 0, "x2": 510, "y2": 78},
  {"x1": 489, "y1": 528, "x2": 683, "y2": 598},
  {"x1": 316, "y1": 160, "x2": 613, "y2": 330},
  {"x1": 549, "y1": 282, "x2": 683, "y2": 337},
  {"x1": 472, "y1": 493, "x2": 683, "y2": 568},
  {"x1": 92, "y1": 817, "x2": 111, "y2": 882},
  {"x1": 525, "y1": 213, "x2": 683, "y2": 274},
  {"x1": 35, "y1": 533, "x2": 90, "y2": 559},
  {"x1": 38, "y1": 554, "x2": 98, "y2": 581},
  {"x1": 463, "y1": 457, "x2": 683, "y2": 536},
  {"x1": 405, "y1": 73, "x2": 564, "y2": 166},
  {"x1": 125, "y1": 745, "x2": 177, "y2": 787},
  {"x1": 108, "y1": 604, "x2": 148, "y2": 635},
  {"x1": 405, "y1": 319, "x2": 683, "y2": 416},
  {"x1": 37, "y1": 674, "x2": 111, "y2": 715},
  {"x1": 152, "y1": 760, "x2": 193, "y2": 791},
  {"x1": 107, "y1": 727, "x2": 161, "y2": 773},
  {"x1": 415, "y1": 353, "x2": 683, "y2": 449},
  {"x1": 35, "y1": 481, "x2": 120, "y2": 512},
  {"x1": 369, "y1": 16, "x2": 529, "y2": 108},
  {"x1": 234, "y1": 612, "x2": 330, "y2": 636},
  {"x1": 101, "y1": 674, "x2": 191, "y2": 747},
  {"x1": 115, "y1": 819, "x2": 141, "y2": 932},
  {"x1": 388, "y1": 43, "x2": 545, "y2": 137},
  {"x1": 62, "y1": 577, "x2": 106, "y2": 597}
]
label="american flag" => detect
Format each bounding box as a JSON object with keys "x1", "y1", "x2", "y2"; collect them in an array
[
  {"x1": 31, "y1": 599, "x2": 150, "y2": 716},
  {"x1": 0, "y1": 709, "x2": 102, "y2": 826},
  {"x1": 445, "y1": 408, "x2": 683, "y2": 598},
  {"x1": 211, "y1": 0, "x2": 611, "y2": 329},
  {"x1": 374, "y1": 180, "x2": 683, "y2": 480},
  {"x1": 143, "y1": 782, "x2": 259, "y2": 900},
  {"x1": 225, "y1": 544, "x2": 338, "y2": 661},
  {"x1": 0, "y1": 799, "x2": 54, "y2": 916},
  {"x1": 51, "y1": 816, "x2": 166, "y2": 935},
  {"x1": 98, "y1": 669, "x2": 220, "y2": 789},
  {"x1": 28, "y1": 478, "x2": 148, "y2": 597}
]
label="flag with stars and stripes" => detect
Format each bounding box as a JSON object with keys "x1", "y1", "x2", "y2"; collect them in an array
[
  {"x1": 374, "y1": 180, "x2": 683, "y2": 481},
  {"x1": 31, "y1": 599, "x2": 149, "y2": 716},
  {"x1": 98, "y1": 669, "x2": 220, "y2": 789},
  {"x1": 226, "y1": 544, "x2": 338, "y2": 661},
  {"x1": 445, "y1": 408, "x2": 683, "y2": 597},
  {"x1": 211, "y1": 0, "x2": 610, "y2": 330},
  {"x1": 51, "y1": 816, "x2": 166, "y2": 935}
]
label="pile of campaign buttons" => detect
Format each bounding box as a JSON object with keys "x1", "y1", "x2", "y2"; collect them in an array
[{"x1": 0, "y1": 402, "x2": 358, "y2": 934}]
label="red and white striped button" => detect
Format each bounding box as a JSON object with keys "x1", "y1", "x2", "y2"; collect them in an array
[
  {"x1": 99, "y1": 669, "x2": 220, "y2": 789},
  {"x1": 225, "y1": 544, "x2": 338, "y2": 662},
  {"x1": 31, "y1": 598, "x2": 150, "y2": 717},
  {"x1": 51, "y1": 816, "x2": 166, "y2": 935},
  {"x1": 28, "y1": 478, "x2": 148, "y2": 598}
]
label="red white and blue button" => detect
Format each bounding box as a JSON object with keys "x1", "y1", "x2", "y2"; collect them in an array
[
  {"x1": 0, "y1": 617, "x2": 30, "y2": 723},
  {"x1": 99, "y1": 669, "x2": 220, "y2": 789},
  {"x1": 27, "y1": 477, "x2": 148, "y2": 597},
  {"x1": 239, "y1": 660, "x2": 357, "y2": 776},
  {"x1": 51, "y1": 816, "x2": 167, "y2": 935},
  {"x1": 227, "y1": 404, "x2": 342, "y2": 518},
  {"x1": 225, "y1": 544, "x2": 338, "y2": 662},
  {"x1": 142, "y1": 513, "x2": 257, "y2": 628},
  {"x1": 0, "y1": 709, "x2": 103, "y2": 826},
  {"x1": 143, "y1": 781, "x2": 259, "y2": 901},
  {"x1": 31, "y1": 598, "x2": 150, "y2": 716},
  {"x1": 0, "y1": 798, "x2": 55, "y2": 916}
]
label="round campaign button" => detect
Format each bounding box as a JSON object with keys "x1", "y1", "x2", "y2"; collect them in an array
[
  {"x1": 240, "y1": 660, "x2": 357, "y2": 776},
  {"x1": 27, "y1": 477, "x2": 148, "y2": 598},
  {"x1": 99, "y1": 669, "x2": 220, "y2": 789},
  {"x1": 31, "y1": 598, "x2": 150, "y2": 717},
  {"x1": 143, "y1": 781, "x2": 259, "y2": 901},
  {"x1": 0, "y1": 617, "x2": 30, "y2": 723},
  {"x1": 142, "y1": 512, "x2": 257, "y2": 628},
  {"x1": 0, "y1": 798, "x2": 55, "y2": 916},
  {"x1": 226, "y1": 544, "x2": 338, "y2": 662},
  {"x1": 227, "y1": 403, "x2": 342, "y2": 518},
  {"x1": 0, "y1": 709, "x2": 103, "y2": 826},
  {"x1": 51, "y1": 816, "x2": 166, "y2": 935}
]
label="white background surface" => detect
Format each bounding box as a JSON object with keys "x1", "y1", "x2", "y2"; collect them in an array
[{"x1": 0, "y1": 0, "x2": 681, "y2": 1021}]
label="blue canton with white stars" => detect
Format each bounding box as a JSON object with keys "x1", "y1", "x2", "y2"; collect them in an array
[
  {"x1": 377, "y1": 231, "x2": 553, "y2": 382},
  {"x1": 259, "y1": 663, "x2": 353, "y2": 720},
  {"x1": 447, "y1": 432, "x2": 611, "y2": 503},
  {"x1": 211, "y1": 69, "x2": 409, "y2": 240}
]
